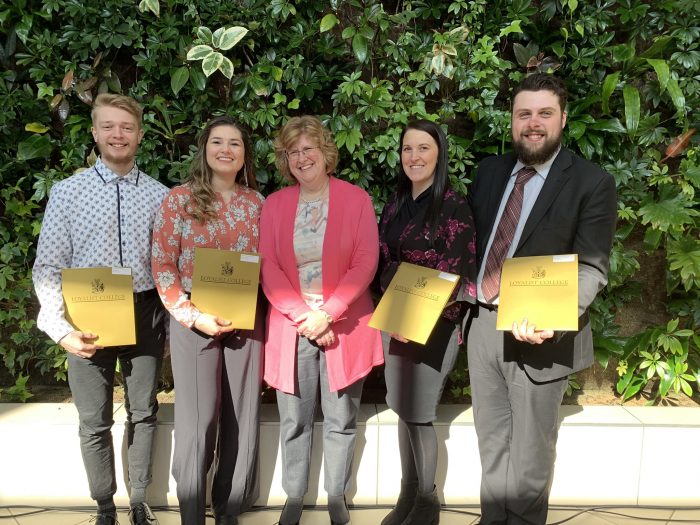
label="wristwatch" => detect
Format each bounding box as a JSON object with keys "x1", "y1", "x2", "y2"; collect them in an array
[{"x1": 319, "y1": 309, "x2": 333, "y2": 324}]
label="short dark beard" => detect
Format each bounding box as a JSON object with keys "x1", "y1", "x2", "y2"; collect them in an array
[{"x1": 512, "y1": 131, "x2": 562, "y2": 166}]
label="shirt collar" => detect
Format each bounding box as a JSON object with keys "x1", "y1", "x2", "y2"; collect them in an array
[
  {"x1": 510, "y1": 146, "x2": 562, "y2": 180},
  {"x1": 93, "y1": 157, "x2": 140, "y2": 185}
]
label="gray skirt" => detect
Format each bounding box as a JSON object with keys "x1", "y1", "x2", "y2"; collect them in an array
[{"x1": 383, "y1": 317, "x2": 460, "y2": 423}]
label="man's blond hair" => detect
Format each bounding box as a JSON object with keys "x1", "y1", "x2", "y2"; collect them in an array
[{"x1": 91, "y1": 93, "x2": 143, "y2": 127}]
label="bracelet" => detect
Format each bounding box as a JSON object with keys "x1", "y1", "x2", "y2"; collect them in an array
[{"x1": 319, "y1": 309, "x2": 333, "y2": 324}]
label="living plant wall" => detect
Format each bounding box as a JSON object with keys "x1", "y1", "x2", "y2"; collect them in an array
[{"x1": 1, "y1": 0, "x2": 698, "y2": 402}]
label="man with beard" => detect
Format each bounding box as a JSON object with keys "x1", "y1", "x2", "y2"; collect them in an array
[{"x1": 464, "y1": 74, "x2": 617, "y2": 524}]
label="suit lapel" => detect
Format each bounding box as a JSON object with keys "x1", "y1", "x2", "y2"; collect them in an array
[
  {"x1": 479, "y1": 155, "x2": 516, "y2": 259},
  {"x1": 516, "y1": 148, "x2": 573, "y2": 251}
]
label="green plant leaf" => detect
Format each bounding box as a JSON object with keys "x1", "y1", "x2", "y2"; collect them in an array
[
  {"x1": 640, "y1": 36, "x2": 673, "y2": 58},
  {"x1": 601, "y1": 72, "x2": 619, "y2": 115},
  {"x1": 352, "y1": 33, "x2": 368, "y2": 63},
  {"x1": 17, "y1": 134, "x2": 52, "y2": 161},
  {"x1": 138, "y1": 0, "x2": 160, "y2": 17},
  {"x1": 646, "y1": 59, "x2": 669, "y2": 93},
  {"x1": 642, "y1": 227, "x2": 663, "y2": 251},
  {"x1": 622, "y1": 85, "x2": 640, "y2": 134},
  {"x1": 590, "y1": 118, "x2": 626, "y2": 133},
  {"x1": 25, "y1": 122, "x2": 50, "y2": 134},
  {"x1": 499, "y1": 20, "x2": 522, "y2": 38},
  {"x1": 196, "y1": 26, "x2": 213, "y2": 44},
  {"x1": 217, "y1": 26, "x2": 249, "y2": 51},
  {"x1": 567, "y1": 121, "x2": 586, "y2": 140},
  {"x1": 638, "y1": 193, "x2": 700, "y2": 232},
  {"x1": 170, "y1": 67, "x2": 189, "y2": 95},
  {"x1": 219, "y1": 57, "x2": 234, "y2": 79},
  {"x1": 201, "y1": 51, "x2": 225, "y2": 77},
  {"x1": 666, "y1": 78, "x2": 686, "y2": 115},
  {"x1": 513, "y1": 43, "x2": 530, "y2": 67},
  {"x1": 612, "y1": 43, "x2": 635, "y2": 63},
  {"x1": 668, "y1": 237, "x2": 700, "y2": 290},
  {"x1": 320, "y1": 13, "x2": 339, "y2": 33},
  {"x1": 187, "y1": 45, "x2": 214, "y2": 61}
]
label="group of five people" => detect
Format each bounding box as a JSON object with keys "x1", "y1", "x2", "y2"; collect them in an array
[{"x1": 33, "y1": 72, "x2": 617, "y2": 525}]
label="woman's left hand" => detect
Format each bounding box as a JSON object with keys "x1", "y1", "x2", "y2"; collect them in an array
[
  {"x1": 294, "y1": 310, "x2": 330, "y2": 340},
  {"x1": 315, "y1": 327, "x2": 336, "y2": 347}
]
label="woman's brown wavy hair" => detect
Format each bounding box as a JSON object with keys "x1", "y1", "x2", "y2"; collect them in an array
[{"x1": 186, "y1": 116, "x2": 257, "y2": 222}]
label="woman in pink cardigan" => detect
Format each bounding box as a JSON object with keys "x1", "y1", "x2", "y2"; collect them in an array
[{"x1": 260, "y1": 116, "x2": 383, "y2": 525}]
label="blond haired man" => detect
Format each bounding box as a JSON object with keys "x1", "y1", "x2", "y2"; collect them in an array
[{"x1": 33, "y1": 94, "x2": 168, "y2": 525}]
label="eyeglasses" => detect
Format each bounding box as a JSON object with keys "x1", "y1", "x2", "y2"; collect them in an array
[{"x1": 286, "y1": 146, "x2": 319, "y2": 161}]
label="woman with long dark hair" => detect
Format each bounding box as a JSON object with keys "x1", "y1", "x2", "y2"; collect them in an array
[
  {"x1": 378, "y1": 120, "x2": 477, "y2": 525},
  {"x1": 152, "y1": 116, "x2": 264, "y2": 525}
]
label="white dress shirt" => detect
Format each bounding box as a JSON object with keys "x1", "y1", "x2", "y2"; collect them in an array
[{"x1": 476, "y1": 149, "x2": 561, "y2": 304}]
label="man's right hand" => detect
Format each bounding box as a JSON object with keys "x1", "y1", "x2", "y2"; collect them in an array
[
  {"x1": 193, "y1": 313, "x2": 235, "y2": 337},
  {"x1": 59, "y1": 330, "x2": 102, "y2": 358}
]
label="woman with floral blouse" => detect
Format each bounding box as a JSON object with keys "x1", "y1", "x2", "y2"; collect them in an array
[
  {"x1": 377, "y1": 120, "x2": 477, "y2": 525},
  {"x1": 151, "y1": 116, "x2": 264, "y2": 525}
]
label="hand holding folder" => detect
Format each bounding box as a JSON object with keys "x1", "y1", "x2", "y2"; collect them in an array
[
  {"x1": 61, "y1": 267, "x2": 136, "y2": 347},
  {"x1": 369, "y1": 262, "x2": 460, "y2": 344},
  {"x1": 496, "y1": 254, "x2": 579, "y2": 332},
  {"x1": 190, "y1": 248, "x2": 261, "y2": 331}
]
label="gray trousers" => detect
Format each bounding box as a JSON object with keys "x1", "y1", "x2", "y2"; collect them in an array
[
  {"x1": 466, "y1": 305, "x2": 567, "y2": 525},
  {"x1": 67, "y1": 291, "x2": 165, "y2": 503},
  {"x1": 276, "y1": 336, "x2": 364, "y2": 498},
  {"x1": 169, "y1": 315, "x2": 263, "y2": 525}
]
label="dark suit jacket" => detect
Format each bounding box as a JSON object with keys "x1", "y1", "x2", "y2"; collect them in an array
[{"x1": 469, "y1": 148, "x2": 617, "y2": 381}]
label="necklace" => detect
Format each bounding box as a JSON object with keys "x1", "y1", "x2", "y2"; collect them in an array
[
  {"x1": 299, "y1": 178, "x2": 330, "y2": 204},
  {"x1": 298, "y1": 178, "x2": 330, "y2": 218}
]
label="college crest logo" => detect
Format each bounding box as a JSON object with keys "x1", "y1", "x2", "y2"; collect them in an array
[
  {"x1": 91, "y1": 278, "x2": 105, "y2": 294},
  {"x1": 414, "y1": 276, "x2": 428, "y2": 289},
  {"x1": 531, "y1": 266, "x2": 546, "y2": 279},
  {"x1": 221, "y1": 261, "x2": 234, "y2": 276}
]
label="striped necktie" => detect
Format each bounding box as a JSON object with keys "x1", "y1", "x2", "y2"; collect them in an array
[{"x1": 481, "y1": 166, "x2": 538, "y2": 302}]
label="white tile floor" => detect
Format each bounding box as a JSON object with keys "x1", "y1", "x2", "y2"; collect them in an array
[{"x1": 2, "y1": 505, "x2": 699, "y2": 525}]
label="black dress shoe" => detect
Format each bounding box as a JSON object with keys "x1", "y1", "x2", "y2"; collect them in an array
[
  {"x1": 128, "y1": 502, "x2": 158, "y2": 525},
  {"x1": 91, "y1": 514, "x2": 118, "y2": 525},
  {"x1": 214, "y1": 515, "x2": 239, "y2": 525}
]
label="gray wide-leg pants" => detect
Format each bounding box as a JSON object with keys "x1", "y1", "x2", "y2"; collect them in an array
[
  {"x1": 276, "y1": 336, "x2": 364, "y2": 498},
  {"x1": 466, "y1": 305, "x2": 567, "y2": 525},
  {"x1": 170, "y1": 315, "x2": 263, "y2": 525}
]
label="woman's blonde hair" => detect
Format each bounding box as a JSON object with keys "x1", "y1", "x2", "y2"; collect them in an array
[
  {"x1": 273, "y1": 115, "x2": 338, "y2": 182},
  {"x1": 186, "y1": 116, "x2": 256, "y2": 223}
]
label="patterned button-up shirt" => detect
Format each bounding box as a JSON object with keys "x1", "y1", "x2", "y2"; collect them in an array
[{"x1": 33, "y1": 158, "x2": 168, "y2": 343}]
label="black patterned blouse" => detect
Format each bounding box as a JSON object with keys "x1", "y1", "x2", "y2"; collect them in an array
[{"x1": 378, "y1": 186, "x2": 477, "y2": 322}]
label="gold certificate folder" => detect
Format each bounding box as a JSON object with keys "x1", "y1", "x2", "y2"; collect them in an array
[
  {"x1": 496, "y1": 254, "x2": 578, "y2": 331},
  {"x1": 369, "y1": 262, "x2": 459, "y2": 344},
  {"x1": 61, "y1": 267, "x2": 136, "y2": 347},
  {"x1": 190, "y1": 248, "x2": 261, "y2": 330}
]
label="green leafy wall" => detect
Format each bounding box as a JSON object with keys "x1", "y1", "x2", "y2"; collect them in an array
[{"x1": 1, "y1": 0, "x2": 698, "y2": 402}]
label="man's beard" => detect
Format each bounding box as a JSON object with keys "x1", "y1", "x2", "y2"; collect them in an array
[{"x1": 512, "y1": 129, "x2": 562, "y2": 166}]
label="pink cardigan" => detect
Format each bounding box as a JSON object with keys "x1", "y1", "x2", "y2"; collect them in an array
[{"x1": 260, "y1": 176, "x2": 384, "y2": 393}]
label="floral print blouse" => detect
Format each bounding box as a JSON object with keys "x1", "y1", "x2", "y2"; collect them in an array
[
  {"x1": 151, "y1": 184, "x2": 264, "y2": 327},
  {"x1": 378, "y1": 186, "x2": 477, "y2": 322}
]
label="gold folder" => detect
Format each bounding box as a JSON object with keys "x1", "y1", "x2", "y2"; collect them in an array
[
  {"x1": 368, "y1": 262, "x2": 460, "y2": 344},
  {"x1": 496, "y1": 254, "x2": 578, "y2": 331},
  {"x1": 61, "y1": 267, "x2": 136, "y2": 346},
  {"x1": 190, "y1": 247, "x2": 261, "y2": 330}
]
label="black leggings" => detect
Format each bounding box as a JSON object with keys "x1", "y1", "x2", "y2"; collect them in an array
[{"x1": 398, "y1": 418, "x2": 438, "y2": 494}]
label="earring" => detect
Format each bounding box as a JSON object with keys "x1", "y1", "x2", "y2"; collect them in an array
[{"x1": 243, "y1": 164, "x2": 249, "y2": 187}]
